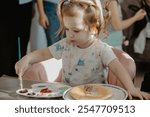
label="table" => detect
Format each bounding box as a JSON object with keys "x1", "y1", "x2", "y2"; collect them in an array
[
  {"x1": 1, "y1": 76, "x2": 148, "y2": 100},
  {"x1": 0, "y1": 76, "x2": 62, "y2": 100}
]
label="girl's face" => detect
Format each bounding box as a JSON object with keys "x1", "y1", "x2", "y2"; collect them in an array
[{"x1": 63, "y1": 11, "x2": 95, "y2": 48}]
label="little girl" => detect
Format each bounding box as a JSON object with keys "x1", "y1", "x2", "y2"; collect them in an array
[{"x1": 15, "y1": 0, "x2": 150, "y2": 99}]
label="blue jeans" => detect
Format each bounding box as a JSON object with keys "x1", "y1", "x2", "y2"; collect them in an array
[{"x1": 44, "y1": 1, "x2": 60, "y2": 46}]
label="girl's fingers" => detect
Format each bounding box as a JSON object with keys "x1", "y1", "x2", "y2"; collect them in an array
[
  {"x1": 15, "y1": 66, "x2": 20, "y2": 75},
  {"x1": 141, "y1": 92, "x2": 150, "y2": 100},
  {"x1": 138, "y1": 93, "x2": 143, "y2": 100},
  {"x1": 128, "y1": 90, "x2": 144, "y2": 100},
  {"x1": 128, "y1": 91, "x2": 132, "y2": 100},
  {"x1": 143, "y1": 95, "x2": 148, "y2": 100},
  {"x1": 19, "y1": 69, "x2": 23, "y2": 77},
  {"x1": 136, "y1": 90, "x2": 143, "y2": 100}
]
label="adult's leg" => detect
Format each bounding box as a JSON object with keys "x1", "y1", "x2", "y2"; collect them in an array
[
  {"x1": 18, "y1": 2, "x2": 33, "y2": 57},
  {"x1": 107, "y1": 48, "x2": 136, "y2": 88},
  {"x1": 44, "y1": 2, "x2": 60, "y2": 46},
  {"x1": 0, "y1": 1, "x2": 18, "y2": 76}
]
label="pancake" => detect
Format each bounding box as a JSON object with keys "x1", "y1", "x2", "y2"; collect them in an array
[{"x1": 69, "y1": 84, "x2": 112, "y2": 100}]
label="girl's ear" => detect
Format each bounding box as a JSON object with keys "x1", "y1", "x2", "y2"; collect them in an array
[{"x1": 90, "y1": 24, "x2": 98, "y2": 34}]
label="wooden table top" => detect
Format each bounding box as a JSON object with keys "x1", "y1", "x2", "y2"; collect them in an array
[{"x1": 0, "y1": 76, "x2": 62, "y2": 100}]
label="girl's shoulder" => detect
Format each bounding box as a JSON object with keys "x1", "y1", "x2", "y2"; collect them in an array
[
  {"x1": 51, "y1": 37, "x2": 67, "y2": 48},
  {"x1": 55, "y1": 37, "x2": 73, "y2": 48},
  {"x1": 96, "y1": 40, "x2": 112, "y2": 51}
]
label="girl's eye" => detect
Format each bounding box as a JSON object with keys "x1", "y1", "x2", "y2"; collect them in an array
[{"x1": 65, "y1": 28, "x2": 80, "y2": 33}]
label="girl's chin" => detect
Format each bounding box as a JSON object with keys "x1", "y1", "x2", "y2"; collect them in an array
[{"x1": 70, "y1": 41, "x2": 78, "y2": 45}]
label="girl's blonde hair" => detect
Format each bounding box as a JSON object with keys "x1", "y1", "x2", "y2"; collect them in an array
[{"x1": 57, "y1": 0, "x2": 106, "y2": 37}]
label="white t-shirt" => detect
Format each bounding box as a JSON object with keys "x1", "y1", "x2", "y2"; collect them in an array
[{"x1": 49, "y1": 38, "x2": 116, "y2": 86}]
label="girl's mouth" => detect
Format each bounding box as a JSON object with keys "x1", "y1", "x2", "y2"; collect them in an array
[{"x1": 70, "y1": 40, "x2": 76, "y2": 43}]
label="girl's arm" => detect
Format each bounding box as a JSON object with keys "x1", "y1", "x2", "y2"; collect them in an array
[
  {"x1": 15, "y1": 48, "x2": 53, "y2": 77},
  {"x1": 108, "y1": 58, "x2": 144, "y2": 99},
  {"x1": 108, "y1": 59, "x2": 134, "y2": 90},
  {"x1": 108, "y1": 0, "x2": 146, "y2": 30},
  {"x1": 25, "y1": 48, "x2": 52, "y2": 64},
  {"x1": 37, "y1": 0, "x2": 49, "y2": 28}
]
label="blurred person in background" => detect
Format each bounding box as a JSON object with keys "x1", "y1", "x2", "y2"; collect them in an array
[
  {"x1": 0, "y1": 0, "x2": 33, "y2": 77},
  {"x1": 139, "y1": 0, "x2": 150, "y2": 92},
  {"x1": 101, "y1": 0, "x2": 146, "y2": 49},
  {"x1": 37, "y1": 0, "x2": 61, "y2": 46},
  {"x1": 23, "y1": 0, "x2": 61, "y2": 81},
  {"x1": 100, "y1": 0, "x2": 146, "y2": 87},
  {"x1": 120, "y1": 0, "x2": 150, "y2": 92}
]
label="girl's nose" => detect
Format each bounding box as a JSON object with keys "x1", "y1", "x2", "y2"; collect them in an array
[{"x1": 69, "y1": 33, "x2": 74, "y2": 38}]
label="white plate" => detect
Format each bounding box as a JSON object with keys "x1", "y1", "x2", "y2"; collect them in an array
[
  {"x1": 16, "y1": 82, "x2": 70, "y2": 98},
  {"x1": 63, "y1": 84, "x2": 128, "y2": 100}
]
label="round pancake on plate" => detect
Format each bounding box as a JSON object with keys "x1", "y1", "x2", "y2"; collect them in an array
[{"x1": 69, "y1": 84, "x2": 112, "y2": 100}]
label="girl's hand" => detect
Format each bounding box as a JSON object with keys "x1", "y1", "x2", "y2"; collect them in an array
[
  {"x1": 127, "y1": 88, "x2": 150, "y2": 100},
  {"x1": 140, "y1": 91, "x2": 150, "y2": 100},
  {"x1": 15, "y1": 55, "x2": 31, "y2": 77},
  {"x1": 127, "y1": 88, "x2": 143, "y2": 100},
  {"x1": 134, "y1": 9, "x2": 146, "y2": 21}
]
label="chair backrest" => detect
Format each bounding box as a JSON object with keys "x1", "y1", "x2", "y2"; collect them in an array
[{"x1": 23, "y1": 59, "x2": 62, "y2": 82}]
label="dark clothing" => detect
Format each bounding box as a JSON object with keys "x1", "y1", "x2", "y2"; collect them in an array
[
  {"x1": 122, "y1": 0, "x2": 150, "y2": 62},
  {"x1": 0, "y1": 1, "x2": 33, "y2": 76},
  {"x1": 141, "y1": 72, "x2": 150, "y2": 92},
  {"x1": 131, "y1": 0, "x2": 150, "y2": 39}
]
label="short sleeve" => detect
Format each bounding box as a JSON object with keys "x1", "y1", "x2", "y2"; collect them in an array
[
  {"x1": 48, "y1": 38, "x2": 66, "y2": 59},
  {"x1": 99, "y1": 42, "x2": 117, "y2": 66}
]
